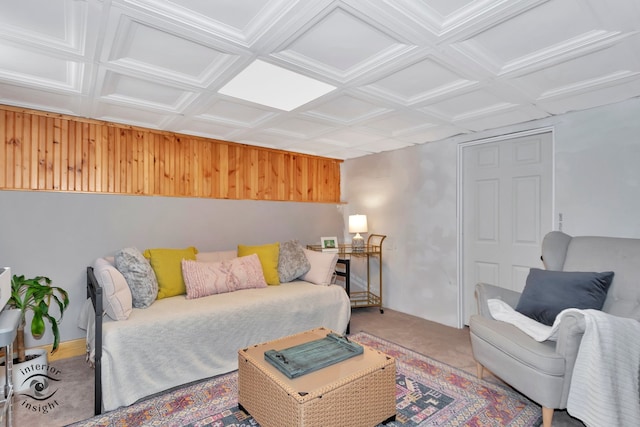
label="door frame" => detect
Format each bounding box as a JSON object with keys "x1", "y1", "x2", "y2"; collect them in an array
[{"x1": 456, "y1": 127, "x2": 556, "y2": 328}]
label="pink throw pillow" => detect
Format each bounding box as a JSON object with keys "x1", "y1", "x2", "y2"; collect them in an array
[{"x1": 182, "y1": 254, "x2": 267, "y2": 299}]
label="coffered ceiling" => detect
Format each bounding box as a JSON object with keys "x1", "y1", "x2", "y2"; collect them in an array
[{"x1": 1, "y1": 0, "x2": 639, "y2": 159}]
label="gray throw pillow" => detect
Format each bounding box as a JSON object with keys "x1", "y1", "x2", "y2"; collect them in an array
[
  {"x1": 115, "y1": 247, "x2": 158, "y2": 308},
  {"x1": 515, "y1": 268, "x2": 614, "y2": 326},
  {"x1": 278, "y1": 240, "x2": 311, "y2": 283}
]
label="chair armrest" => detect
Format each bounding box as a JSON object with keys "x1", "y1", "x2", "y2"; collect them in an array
[
  {"x1": 554, "y1": 311, "x2": 586, "y2": 358},
  {"x1": 474, "y1": 283, "x2": 522, "y2": 318},
  {"x1": 553, "y1": 311, "x2": 587, "y2": 404}
]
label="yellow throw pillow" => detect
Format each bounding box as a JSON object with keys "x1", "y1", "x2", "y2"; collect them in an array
[
  {"x1": 143, "y1": 246, "x2": 198, "y2": 299},
  {"x1": 237, "y1": 242, "x2": 280, "y2": 286}
]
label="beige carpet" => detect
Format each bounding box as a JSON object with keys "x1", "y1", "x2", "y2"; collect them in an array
[{"x1": 14, "y1": 307, "x2": 584, "y2": 427}]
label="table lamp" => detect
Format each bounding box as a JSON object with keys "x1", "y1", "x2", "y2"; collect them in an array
[{"x1": 349, "y1": 214, "x2": 368, "y2": 252}]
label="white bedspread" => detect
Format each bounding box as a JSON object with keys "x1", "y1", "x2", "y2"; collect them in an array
[{"x1": 81, "y1": 280, "x2": 350, "y2": 411}]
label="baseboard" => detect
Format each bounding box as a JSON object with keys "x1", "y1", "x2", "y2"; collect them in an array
[{"x1": 35, "y1": 338, "x2": 86, "y2": 361}]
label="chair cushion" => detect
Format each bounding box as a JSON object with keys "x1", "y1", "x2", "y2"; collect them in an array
[
  {"x1": 515, "y1": 268, "x2": 614, "y2": 326},
  {"x1": 470, "y1": 315, "x2": 565, "y2": 377}
]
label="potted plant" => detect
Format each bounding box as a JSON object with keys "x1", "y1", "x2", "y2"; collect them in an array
[{"x1": 7, "y1": 274, "x2": 69, "y2": 391}]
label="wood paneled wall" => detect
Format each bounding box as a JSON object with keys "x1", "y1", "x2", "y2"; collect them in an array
[{"x1": 0, "y1": 106, "x2": 342, "y2": 203}]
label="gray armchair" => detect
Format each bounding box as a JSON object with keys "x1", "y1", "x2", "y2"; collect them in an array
[{"x1": 469, "y1": 231, "x2": 640, "y2": 427}]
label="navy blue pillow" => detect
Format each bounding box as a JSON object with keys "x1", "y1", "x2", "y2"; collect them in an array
[{"x1": 515, "y1": 268, "x2": 614, "y2": 326}]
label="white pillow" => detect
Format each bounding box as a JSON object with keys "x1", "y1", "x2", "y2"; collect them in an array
[
  {"x1": 300, "y1": 248, "x2": 338, "y2": 286},
  {"x1": 93, "y1": 257, "x2": 133, "y2": 321},
  {"x1": 196, "y1": 250, "x2": 237, "y2": 263}
]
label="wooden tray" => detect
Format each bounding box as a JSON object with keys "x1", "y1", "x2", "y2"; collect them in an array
[{"x1": 264, "y1": 333, "x2": 363, "y2": 379}]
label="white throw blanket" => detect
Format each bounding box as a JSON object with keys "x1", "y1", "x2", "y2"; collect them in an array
[
  {"x1": 487, "y1": 298, "x2": 581, "y2": 341},
  {"x1": 566, "y1": 309, "x2": 640, "y2": 427},
  {"x1": 488, "y1": 300, "x2": 640, "y2": 426}
]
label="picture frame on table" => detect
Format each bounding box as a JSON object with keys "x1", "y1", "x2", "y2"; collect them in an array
[{"x1": 320, "y1": 236, "x2": 339, "y2": 253}]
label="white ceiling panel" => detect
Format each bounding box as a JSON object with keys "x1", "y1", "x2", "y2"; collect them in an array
[
  {"x1": 195, "y1": 99, "x2": 276, "y2": 128},
  {"x1": 0, "y1": 41, "x2": 83, "y2": 92},
  {"x1": 0, "y1": 0, "x2": 87, "y2": 54},
  {"x1": 97, "y1": 70, "x2": 197, "y2": 112},
  {"x1": 94, "y1": 102, "x2": 176, "y2": 129},
  {"x1": 303, "y1": 94, "x2": 389, "y2": 124},
  {"x1": 363, "y1": 56, "x2": 477, "y2": 105},
  {"x1": 0, "y1": 0, "x2": 639, "y2": 159},
  {"x1": 0, "y1": 82, "x2": 81, "y2": 115}
]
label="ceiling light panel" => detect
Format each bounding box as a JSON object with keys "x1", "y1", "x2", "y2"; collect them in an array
[{"x1": 218, "y1": 59, "x2": 336, "y2": 111}]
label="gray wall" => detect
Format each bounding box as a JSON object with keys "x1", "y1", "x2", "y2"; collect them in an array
[
  {"x1": 344, "y1": 96, "x2": 640, "y2": 328},
  {"x1": 0, "y1": 191, "x2": 343, "y2": 346}
]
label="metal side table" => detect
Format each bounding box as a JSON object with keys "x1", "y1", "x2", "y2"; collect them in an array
[
  {"x1": 308, "y1": 234, "x2": 387, "y2": 312},
  {"x1": 0, "y1": 309, "x2": 20, "y2": 427}
]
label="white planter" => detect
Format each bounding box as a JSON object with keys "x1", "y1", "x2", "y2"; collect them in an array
[{"x1": 1, "y1": 348, "x2": 48, "y2": 393}]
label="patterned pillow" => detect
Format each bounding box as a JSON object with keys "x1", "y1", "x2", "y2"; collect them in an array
[
  {"x1": 182, "y1": 254, "x2": 267, "y2": 299},
  {"x1": 115, "y1": 247, "x2": 158, "y2": 308},
  {"x1": 278, "y1": 240, "x2": 311, "y2": 283}
]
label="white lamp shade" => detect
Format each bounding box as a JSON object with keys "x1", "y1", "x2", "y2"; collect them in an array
[{"x1": 349, "y1": 215, "x2": 368, "y2": 234}]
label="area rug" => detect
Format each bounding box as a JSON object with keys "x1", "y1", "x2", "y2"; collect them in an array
[{"x1": 69, "y1": 332, "x2": 542, "y2": 427}]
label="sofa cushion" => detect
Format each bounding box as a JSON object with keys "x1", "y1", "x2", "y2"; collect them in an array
[
  {"x1": 182, "y1": 254, "x2": 267, "y2": 299},
  {"x1": 238, "y1": 242, "x2": 280, "y2": 286},
  {"x1": 516, "y1": 268, "x2": 614, "y2": 326},
  {"x1": 300, "y1": 248, "x2": 338, "y2": 286},
  {"x1": 278, "y1": 240, "x2": 311, "y2": 283},
  {"x1": 143, "y1": 246, "x2": 198, "y2": 299},
  {"x1": 93, "y1": 257, "x2": 132, "y2": 320},
  {"x1": 196, "y1": 250, "x2": 237, "y2": 263},
  {"x1": 115, "y1": 247, "x2": 158, "y2": 308}
]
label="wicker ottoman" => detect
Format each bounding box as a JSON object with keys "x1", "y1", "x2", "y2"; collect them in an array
[{"x1": 238, "y1": 328, "x2": 396, "y2": 427}]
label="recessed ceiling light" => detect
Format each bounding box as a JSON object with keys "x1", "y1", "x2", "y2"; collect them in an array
[{"x1": 218, "y1": 59, "x2": 336, "y2": 111}]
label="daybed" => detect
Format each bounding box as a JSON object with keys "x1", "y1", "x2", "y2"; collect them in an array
[{"x1": 82, "y1": 243, "x2": 350, "y2": 414}]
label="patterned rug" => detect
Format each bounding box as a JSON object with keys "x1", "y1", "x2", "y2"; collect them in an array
[{"x1": 69, "y1": 332, "x2": 542, "y2": 427}]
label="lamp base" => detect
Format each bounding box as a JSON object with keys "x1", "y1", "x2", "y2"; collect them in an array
[{"x1": 352, "y1": 234, "x2": 365, "y2": 252}]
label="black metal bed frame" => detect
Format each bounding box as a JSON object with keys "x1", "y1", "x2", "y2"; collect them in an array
[{"x1": 86, "y1": 266, "x2": 103, "y2": 415}]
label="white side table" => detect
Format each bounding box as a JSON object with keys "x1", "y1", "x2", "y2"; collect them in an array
[{"x1": 0, "y1": 309, "x2": 21, "y2": 427}]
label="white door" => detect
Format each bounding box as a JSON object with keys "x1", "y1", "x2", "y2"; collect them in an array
[{"x1": 461, "y1": 131, "x2": 553, "y2": 324}]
